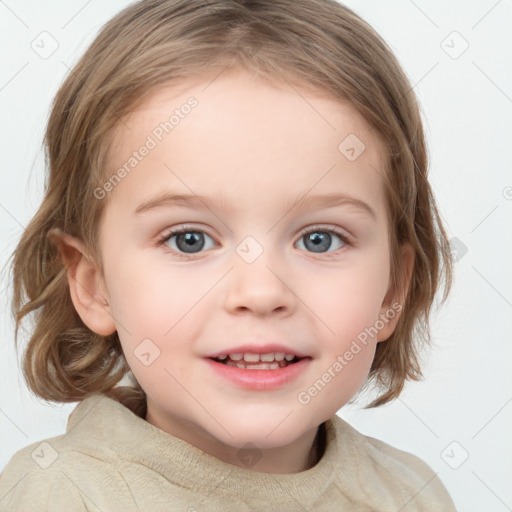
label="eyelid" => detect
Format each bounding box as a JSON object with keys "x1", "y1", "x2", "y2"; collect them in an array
[
  {"x1": 296, "y1": 224, "x2": 354, "y2": 246},
  {"x1": 156, "y1": 224, "x2": 356, "y2": 259},
  {"x1": 157, "y1": 223, "x2": 352, "y2": 244},
  {"x1": 156, "y1": 224, "x2": 216, "y2": 246}
]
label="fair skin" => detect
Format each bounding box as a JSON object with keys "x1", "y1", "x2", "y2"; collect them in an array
[{"x1": 52, "y1": 67, "x2": 413, "y2": 474}]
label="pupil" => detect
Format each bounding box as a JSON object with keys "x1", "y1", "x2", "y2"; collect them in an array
[
  {"x1": 305, "y1": 232, "x2": 331, "y2": 252},
  {"x1": 177, "y1": 232, "x2": 204, "y2": 253}
]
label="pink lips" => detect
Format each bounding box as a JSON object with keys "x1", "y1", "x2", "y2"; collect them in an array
[
  {"x1": 204, "y1": 356, "x2": 311, "y2": 391},
  {"x1": 205, "y1": 343, "x2": 309, "y2": 359}
]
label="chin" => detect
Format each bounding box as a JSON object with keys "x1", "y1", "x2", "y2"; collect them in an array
[{"x1": 205, "y1": 416, "x2": 313, "y2": 450}]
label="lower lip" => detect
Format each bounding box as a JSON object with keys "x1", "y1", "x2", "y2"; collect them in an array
[{"x1": 204, "y1": 358, "x2": 311, "y2": 391}]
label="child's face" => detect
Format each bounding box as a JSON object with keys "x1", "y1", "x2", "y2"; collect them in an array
[{"x1": 95, "y1": 68, "x2": 405, "y2": 467}]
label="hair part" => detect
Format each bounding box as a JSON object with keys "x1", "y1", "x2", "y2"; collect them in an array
[{"x1": 9, "y1": 0, "x2": 452, "y2": 409}]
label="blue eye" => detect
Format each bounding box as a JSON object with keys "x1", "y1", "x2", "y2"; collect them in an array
[
  {"x1": 157, "y1": 225, "x2": 351, "y2": 257},
  {"x1": 158, "y1": 228, "x2": 216, "y2": 254},
  {"x1": 296, "y1": 228, "x2": 349, "y2": 253}
]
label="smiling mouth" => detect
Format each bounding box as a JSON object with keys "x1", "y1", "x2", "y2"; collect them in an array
[{"x1": 210, "y1": 353, "x2": 303, "y2": 370}]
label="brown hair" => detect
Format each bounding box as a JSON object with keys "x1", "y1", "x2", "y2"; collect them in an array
[{"x1": 9, "y1": 0, "x2": 452, "y2": 410}]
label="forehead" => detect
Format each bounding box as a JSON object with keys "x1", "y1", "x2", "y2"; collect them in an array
[{"x1": 104, "y1": 68, "x2": 388, "y2": 220}]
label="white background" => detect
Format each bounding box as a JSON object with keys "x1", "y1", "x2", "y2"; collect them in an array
[{"x1": 0, "y1": 1, "x2": 511, "y2": 511}]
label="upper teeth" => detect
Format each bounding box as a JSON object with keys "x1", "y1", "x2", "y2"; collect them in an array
[{"x1": 217, "y1": 353, "x2": 295, "y2": 362}]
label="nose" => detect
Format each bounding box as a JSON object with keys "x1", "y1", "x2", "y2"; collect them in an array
[{"x1": 223, "y1": 249, "x2": 296, "y2": 317}]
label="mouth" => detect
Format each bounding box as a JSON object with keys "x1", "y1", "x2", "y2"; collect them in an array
[
  {"x1": 208, "y1": 352, "x2": 305, "y2": 370},
  {"x1": 205, "y1": 351, "x2": 311, "y2": 390}
]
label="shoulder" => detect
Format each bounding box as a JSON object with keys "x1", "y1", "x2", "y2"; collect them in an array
[
  {"x1": 0, "y1": 439, "x2": 88, "y2": 512},
  {"x1": 0, "y1": 395, "x2": 143, "y2": 512},
  {"x1": 329, "y1": 415, "x2": 457, "y2": 511}
]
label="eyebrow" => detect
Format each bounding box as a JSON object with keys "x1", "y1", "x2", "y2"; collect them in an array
[{"x1": 134, "y1": 191, "x2": 377, "y2": 220}]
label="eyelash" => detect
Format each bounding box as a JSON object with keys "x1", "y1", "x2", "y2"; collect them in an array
[
  {"x1": 156, "y1": 224, "x2": 354, "y2": 258},
  {"x1": 296, "y1": 225, "x2": 353, "y2": 252}
]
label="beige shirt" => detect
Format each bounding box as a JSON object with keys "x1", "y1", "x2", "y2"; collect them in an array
[{"x1": 0, "y1": 393, "x2": 457, "y2": 511}]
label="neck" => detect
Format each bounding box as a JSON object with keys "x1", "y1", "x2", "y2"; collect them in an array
[{"x1": 145, "y1": 405, "x2": 325, "y2": 474}]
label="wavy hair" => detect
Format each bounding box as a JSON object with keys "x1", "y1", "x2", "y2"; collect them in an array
[{"x1": 9, "y1": 0, "x2": 452, "y2": 411}]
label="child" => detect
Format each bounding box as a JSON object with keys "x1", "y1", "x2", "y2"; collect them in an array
[{"x1": 0, "y1": 0, "x2": 457, "y2": 510}]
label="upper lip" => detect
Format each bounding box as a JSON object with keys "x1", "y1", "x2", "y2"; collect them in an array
[{"x1": 205, "y1": 343, "x2": 310, "y2": 359}]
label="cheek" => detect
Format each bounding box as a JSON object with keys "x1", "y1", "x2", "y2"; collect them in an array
[
  {"x1": 106, "y1": 256, "x2": 208, "y2": 332},
  {"x1": 104, "y1": 256, "x2": 218, "y2": 388},
  {"x1": 104, "y1": 259, "x2": 200, "y2": 389},
  {"x1": 296, "y1": 266, "x2": 385, "y2": 415},
  {"x1": 302, "y1": 258, "x2": 390, "y2": 340}
]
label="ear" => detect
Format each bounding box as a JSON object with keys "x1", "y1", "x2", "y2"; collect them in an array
[
  {"x1": 48, "y1": 228, "x2": 116, "y2": 336},
  {"x1": 376, "y1": 243, "x2": 415, "y2": 342}
]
